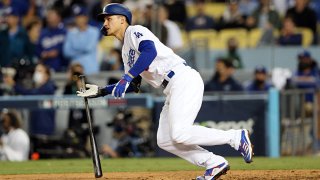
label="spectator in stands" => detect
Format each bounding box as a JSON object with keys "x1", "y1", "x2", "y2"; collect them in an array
[
  {"x1": 52, "y1": 0, "x2": 86, "y2": 20},
  {"x1": 123, "y1": 1, "x2": 141, "y2": 25},
  {"x1": 164, "y1": 0, "x2": 187, "y2": 26},
  {"x1": 64, "y1": 63, "x2": 85, "y2": 97},
  {"x1": 101, "y1": 115, "x2": 133, "y2": 158},
  {"x1": 21, "y1": 0, "x2": 42, "y2": 28},
  {"x1": 273, "y1": 0, "x2": 294, "y2": 17},
  {"x1": 278, "y1": 16, "x2": 302, "y2": 46},
  {"x1": 0, "y1": 0, "x2": 28, "y2": 17},
  {"x1": 290, "y1": 50, "x2": 320, "y2": 93},
  {"x1": 204, "y1": 59, "x2": 243, "y2": 92},
  {"x1": 0, "y1": 109, "x2": 30, "y2": 161},
  {"x1": 0, "y1": 67, "x2": 16, "y2": 96},
  {"x1": 37, "y1": 7, "x2": 66, "y2": 72},
  {"x1": 0, "y1": 4, "x2": 6, "y2": 29},
  {"x1": 90, "y1": 0, "x2": 110, "y2": 26},
  {"x1": 101, "y1": 109, "x2": 152, "y2": 158},
  {"x1": 218, "y1": 1, "x2": 246, "y2": 29},
  {"x1": 310, "y1": 0, "x2": 320, "y2": 23},
  {"x1": 100, "y1": 48, "x2": 123, "y2": 71},
  {"x1": 63, "y1": 5, "x2": 100, "y2": 75},
  {"x1": 26, "y1": 20, "x2": 42, "y2": 63},
  {"x1": 158, "y1": 5, "x2": 183, "y2": 51},
  {"x1": 0, "y1": 0, "x2": 11, "y2": 17},
  {"x1": 0, "y1": 7, "x2": 33, "y2": 68},
  {"x1": 29, "y1": 0, "x2": 56, "y2": 19},
  {"x1": 143, "y1": 4, "x2": 168, "y2": 44},
  {"x1": 238, "y1": 0, "x2": 259, "y2": 16},
  {"x1": 3, "y1": 63, "x2": 56, "y2": 136},
  {"x1": 63, "y1": 63, "x2": 93, "y2": 156},
  {"x1": 245, "y1": 66, "x2": 272, "y2": 91},
  {"x1": 246, "y1": 0, "x2": 281, "y2": 45},
  {"x1": 185, "y1": 0, "x2": 215, "y2": 32},
  {"x1": 286, "y1": 0, "x2": 317, "y2": 44},
  {"x1": 223, "y1": 37, "x2": 243, "y2": 69},
  {"x1": 289, "y1": 50, "x2": 320, "y2": 115}
]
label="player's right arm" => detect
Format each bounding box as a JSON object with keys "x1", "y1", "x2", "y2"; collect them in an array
[{"x1": 76, "y1": 75, "x2": 142, "y2": 98}]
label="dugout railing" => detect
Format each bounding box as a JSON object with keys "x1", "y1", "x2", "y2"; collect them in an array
[{"x1": 280, "y1": 89, "x2": 319, "y2": 156}]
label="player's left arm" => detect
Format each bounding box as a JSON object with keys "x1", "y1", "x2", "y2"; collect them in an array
[{"x1": 112, "y1": 40, "x2": 157, "y2": 98}]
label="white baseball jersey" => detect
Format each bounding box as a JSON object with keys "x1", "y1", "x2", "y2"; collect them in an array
[{"x1": 122, "y1": 25, "x2": 185, "y2": 88}]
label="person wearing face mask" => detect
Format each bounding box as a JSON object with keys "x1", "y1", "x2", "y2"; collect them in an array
[
  {"x1": 245, "y1": 66, "x2": 272, "y2": 91},
  {"x1": 3, "y1": 63, "x2": 56, "y2": 135},
  {"x1": 0, "y1": 109, "x2": 30, "y2": 161}
]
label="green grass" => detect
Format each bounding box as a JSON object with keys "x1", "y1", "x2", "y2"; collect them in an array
[{"x1": 0, "y1": 157, "x2": 319, "y2": 175}]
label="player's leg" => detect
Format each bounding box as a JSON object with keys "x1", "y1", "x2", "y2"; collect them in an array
[
  {"x1": 157, "y1": 102, "x2": 227, "y2": 168},
  {"x1": 168, "y1": 68, "x2": 242, "y2": 149},
  {"x1": 167, "y1": 68, "x2": 253, "y2": 164}
]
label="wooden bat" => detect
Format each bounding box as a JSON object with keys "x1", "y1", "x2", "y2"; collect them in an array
[{"x1": 79, "y1": 75, "x2": 103, "y2": 178}]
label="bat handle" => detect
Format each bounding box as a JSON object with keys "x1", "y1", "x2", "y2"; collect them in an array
[{"x1": 79, "y1": 75, "x2": 86, "y2": 93}]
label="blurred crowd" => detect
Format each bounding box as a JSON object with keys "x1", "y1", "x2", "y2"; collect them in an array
[
  {"x1": 0, "y1": 0, "x2": 320, "y2": 160},
  {"x1": 0, "y1": 0, "x2": 320, "y2": 74}
]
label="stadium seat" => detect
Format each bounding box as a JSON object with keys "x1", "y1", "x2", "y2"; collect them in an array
[
  {"x1": 205, "y1": 3, "x2": 226, "y2": 20},
  {"x1": 180, "y1": 30, "x2": 189, "y2": 48},
  {"x1": 186, "y1": 3, "x2": 226, "y2": 20},
  {"x1": 296, "y1": 27, "x2": 313, "y2": 47},
  {"x1": 273, "y1": 29, "x2": 280, "y2": 39},
  {"x1": 99, "y1": 36, "x2": 120, "y2": 50},
  {"x1": 188, "y1": 29, "x2": 217, "y2": 49},
  {"x1": 218, "y1": 28, "x2": 248, "y2": 49},
  {"x1": 248, "y1": 28, "x2": 263, "y2": 48}
]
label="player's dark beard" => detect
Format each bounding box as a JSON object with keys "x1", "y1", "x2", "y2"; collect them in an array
[{"x1": 100, "y1": 26, "x2": 108, "y2": 36}]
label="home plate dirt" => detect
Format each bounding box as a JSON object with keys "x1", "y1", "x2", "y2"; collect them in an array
[{"x1": 0, "y1": 170, "x2": 320, "y2": 180}]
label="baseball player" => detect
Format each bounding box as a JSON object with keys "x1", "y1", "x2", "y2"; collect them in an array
[{"x1": 77, "y1": 3, "x2": 253, "y2": 180}]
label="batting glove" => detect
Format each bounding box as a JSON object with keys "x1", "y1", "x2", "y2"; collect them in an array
[
  {"x1": 77, "y1": 84, "x2": 107, "y2": 98},
  {"x1": 112, "y1": 74, "x2": 133, "y2": 98}
]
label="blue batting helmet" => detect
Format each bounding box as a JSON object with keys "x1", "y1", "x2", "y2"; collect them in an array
[{"x1": 97, "y1": 3, "x2": 132, "y2": 25}]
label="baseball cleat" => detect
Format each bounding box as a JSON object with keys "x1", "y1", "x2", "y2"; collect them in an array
[
  {"x1": 196, "y1": 162, "x2": 230, "y2": 180},
  {"x1": 238, "y1": 129, "x2": 254, "y2": 163}
]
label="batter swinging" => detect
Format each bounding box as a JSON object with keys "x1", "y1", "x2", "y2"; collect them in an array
[{"x1": 77, "y1": 3, "x2": 253, "y2": 180}]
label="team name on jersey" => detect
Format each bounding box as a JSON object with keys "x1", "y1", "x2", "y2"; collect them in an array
[
  {"x1": 127, "y1": 48, "x2": 135, "y2": 68},
  {"x1": 42, "y1": 35, "x2": 65, "y2": 49}
]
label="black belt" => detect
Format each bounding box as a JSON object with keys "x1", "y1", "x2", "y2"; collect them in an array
[
  {"x1": 161, "y1": 63, "x2": 187, "y2": 89},
  {"x1": 161, "y1": 70, "x2": 175, "y2": 89}
]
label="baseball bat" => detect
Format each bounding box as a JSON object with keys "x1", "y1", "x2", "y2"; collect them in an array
[{"x1": 79, "y1": 75, "x2": 103, "y2": 178}]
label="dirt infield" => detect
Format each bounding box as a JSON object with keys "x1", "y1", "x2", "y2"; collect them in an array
[{"x1": 1, "y1": 170, "x2": 320, "y2": 180}]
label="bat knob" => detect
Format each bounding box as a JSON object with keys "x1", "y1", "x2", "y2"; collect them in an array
[
  {"x1": 79, "y1": 75, "x2": 86, "y2": 92},
  {"x1": 79, "y1": 75, "x2": 85, "y2": 79}
]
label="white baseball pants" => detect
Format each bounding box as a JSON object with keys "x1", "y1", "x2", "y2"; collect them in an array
[{"x1": 157, "y1": 65, "x2": 241, "y2": 169}]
